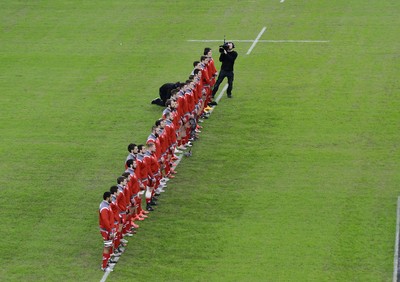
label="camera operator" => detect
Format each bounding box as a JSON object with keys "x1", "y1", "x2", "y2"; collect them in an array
[{"x1": 211, "y1": 42, "x2": 238, "y2": 99}]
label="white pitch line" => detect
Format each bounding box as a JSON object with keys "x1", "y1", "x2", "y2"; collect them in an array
[
  {"x1": 100, "y1": 270, "x2": 111, "y2": 282},
  {"x1": 215, "y1": 84, "x2": 228, "y2": 103},
  {"x1": 393, "y1": 196, "x2": 400, "y2": 282},
  {"x1": 187, "y1": 39, "x2": 329, "y2": 43},
  {"x1": 246, "y1": 26, "x2": 266, "y2": 55},
  {"x1": 187, "y1": 39, "x2": 253, "y2": 42},
  {"x1": 259, "y1": 40, "x2": 329, "y2": 43}
]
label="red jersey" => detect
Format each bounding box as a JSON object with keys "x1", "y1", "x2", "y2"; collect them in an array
[
  {"x1": 116, "y1": 184, "x2": 127, "y2": 213},
  {"x1": 99, "y1": 200, "x2": 114, "y2": 232},
  {"x1": 147, "y1": 133, "x2": 162, "y2": 160},
  {"x1": 176, "y1": 91, "x2": 187, "y2": 119},
  {"x1": 124, "y1": 178, "x2": 133, "y2": 205},
  {"x1": 164, "y1": 120, "x2": 177, "y2": 145},
  {"x1": 109, "y1": 195, "x2": 120, "y2": 224},
  {"x1": 146, "y1": 151, "x2": 160, "y2": 174},
  {"x1": 136, "y1": 154, "x2": 149, "y2": 183},
  {"x1": 184, "y1": 89, "x2": 195, "y2": 113},
  {"x1": 128, "y1": 173, "x2": 140, "y2": 195},
  {"x1": 201, "y1": 65, "x2": 211, "y2": 85},
  {"x1": 207, "y1": 59, "x2": 217, "y2": 79},
  {"x1": 157, "y1": 128, "x2": 168, "y2": 156}
]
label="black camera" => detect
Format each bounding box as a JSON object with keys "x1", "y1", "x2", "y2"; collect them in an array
[{"x1": 219, "y1": 42, "x2": 229, "y2": 53}]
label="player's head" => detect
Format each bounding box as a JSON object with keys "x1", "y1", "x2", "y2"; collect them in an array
[
  {"x1": 128, "y1": 143, "x2": 137, "y2": 153},
  {"x1": 103, "y1": 191, "x2": 111, "y2": 202},
  {"x1": 110, "y1": 185, "x2": 118, "y2": 195},
  {"x1": 146, "y1": 142, "x2": 155, "y2": 152},
  {"x1": 204, "y1": 47, "x2": 212, "y2": 56},
  {"x1": 156, "y1": 118, "x2": 165, "y2": 128},
  {"x1": 126, "y1": 158, "x2": 134, "y2": 168},
  {"x1": 138, "y1": 144, "x2": 145, "y2": 153},
  {"x1": 170, "y1": 88, "x2": 179, "y2": 98},
  {"x1": 122, "y1": 172, "x2": 130, "y2": 181},
  {"x1": 117, "y1": 176, "x2": 126, "y2": 185}
]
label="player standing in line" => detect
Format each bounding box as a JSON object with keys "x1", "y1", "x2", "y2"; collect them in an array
[
  {"x1": 162, "y1": 109, "x2": 178, "y2": 157},
  {"x1": 116, "y1": 176, "x2": 132, "y2": 243},
  {"x1": 109, "y1": 185, "x2": 126, "y2": 257},
  {"x1": 204, "y1": 47, "x2": 218, "y2": 86},
  {"x1": 147, "y1": 126, "x2": 161, "y2": 162},
  {"x1": 125, "y1": 158, "x2": 146, "y2": 225},
  {"x1": 192, "y1": 69, "x2": 209, "y2": 120},
  {"x1": 99, "y1": 191, "x2": 115, "y2": 272},
  {"x1": 137, "y1": 144, "x2": 155, "y2": 211},
  {"x1": 143, "y1": 143, "x2": 159, "y2": 206},
  {"x1": 155, "y1": 118, "x2": 174, "y2": 180},
  {"x1": 164, "y1": 99, "x2": 181, "y2": 160},
  {"x1": 199, "y1": 56, "x2": 213, "y2": 106},
  {"x1": 121, "y1": 171, "x2": 137, "y2": 235},
  {"x1": 125, "y1": 143, "x2": 138, "y2": 169},
  {"x1": 127, "y1": 143, "x2": 150, "y2": 218},
  {"x1": 110, "y1": 185, "x2": 122, "y2": 255}
]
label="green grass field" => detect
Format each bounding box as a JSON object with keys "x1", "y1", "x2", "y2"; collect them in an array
[{"x1": 1, "y1": 1, "x2": 399, "y2": 281}]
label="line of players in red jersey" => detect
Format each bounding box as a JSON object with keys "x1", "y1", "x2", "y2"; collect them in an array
[{"x1": 98, "y1": 48, "x2": 218, "y2": 272}]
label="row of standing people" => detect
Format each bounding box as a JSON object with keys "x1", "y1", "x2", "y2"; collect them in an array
[{"x1": 97, "y1": 47, "x2": 219, "y2": 272}]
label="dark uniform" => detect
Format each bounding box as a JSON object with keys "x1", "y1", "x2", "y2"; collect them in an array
[{"x1": 212, "y1": 49, "x2": 238, "y2": 98}]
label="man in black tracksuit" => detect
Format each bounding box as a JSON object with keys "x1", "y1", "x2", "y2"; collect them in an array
[
  {"x1": 211, "y1": 42, "x2": 238, "y2": 99},
  {"x1": 151, "y1": 82, "x2": 181, "y2": 106}
]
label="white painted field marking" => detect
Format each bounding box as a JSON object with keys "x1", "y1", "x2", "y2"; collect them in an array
[
  {"x1": 187, "y1": 39, "x2": 251, "y2": 42},
  {"x1": 246, "y1": 26, "x2": 267, "y2": 55},
  {"x1": 393, "y1": 196, "x2": 400, "y2": 282},
  {"x1": 215, "y1": 84, "x2": 228, "y2": 103},
  {"x1": 187, "y1": 39, "x2": 329, "y2": 43},
  {"x1": 100, "y1": 271, "x2": 110, "y2": 282},
  {"x1": 264, "y1": 39, "x2": 328, "y2": 43},
  {"x1": 212, "y1": 26, "x2": 265, "y2": 98}
]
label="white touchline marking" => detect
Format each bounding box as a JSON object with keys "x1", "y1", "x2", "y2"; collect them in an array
[
  {"x1": 393, "y1": 196, "x2": 400, "y2": 282},
  {"x1": 260, "y1": 40, "x2": 329, "y2": 43},
  {"x1": 187, "y1": 39, "x2": 252, "y2": 42},
  {"x1": 215, "y1": 84, "x2": 228, "y2": 103},
  {"x1": 100, "y1": 270, "x2": 110, "y2": 282},
  {"x1": 187, "y1": 39, "x2": 329, "y2": 43},
  {"x1": 246, "y1": 26, "x2": 267, "y2": 55}
]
